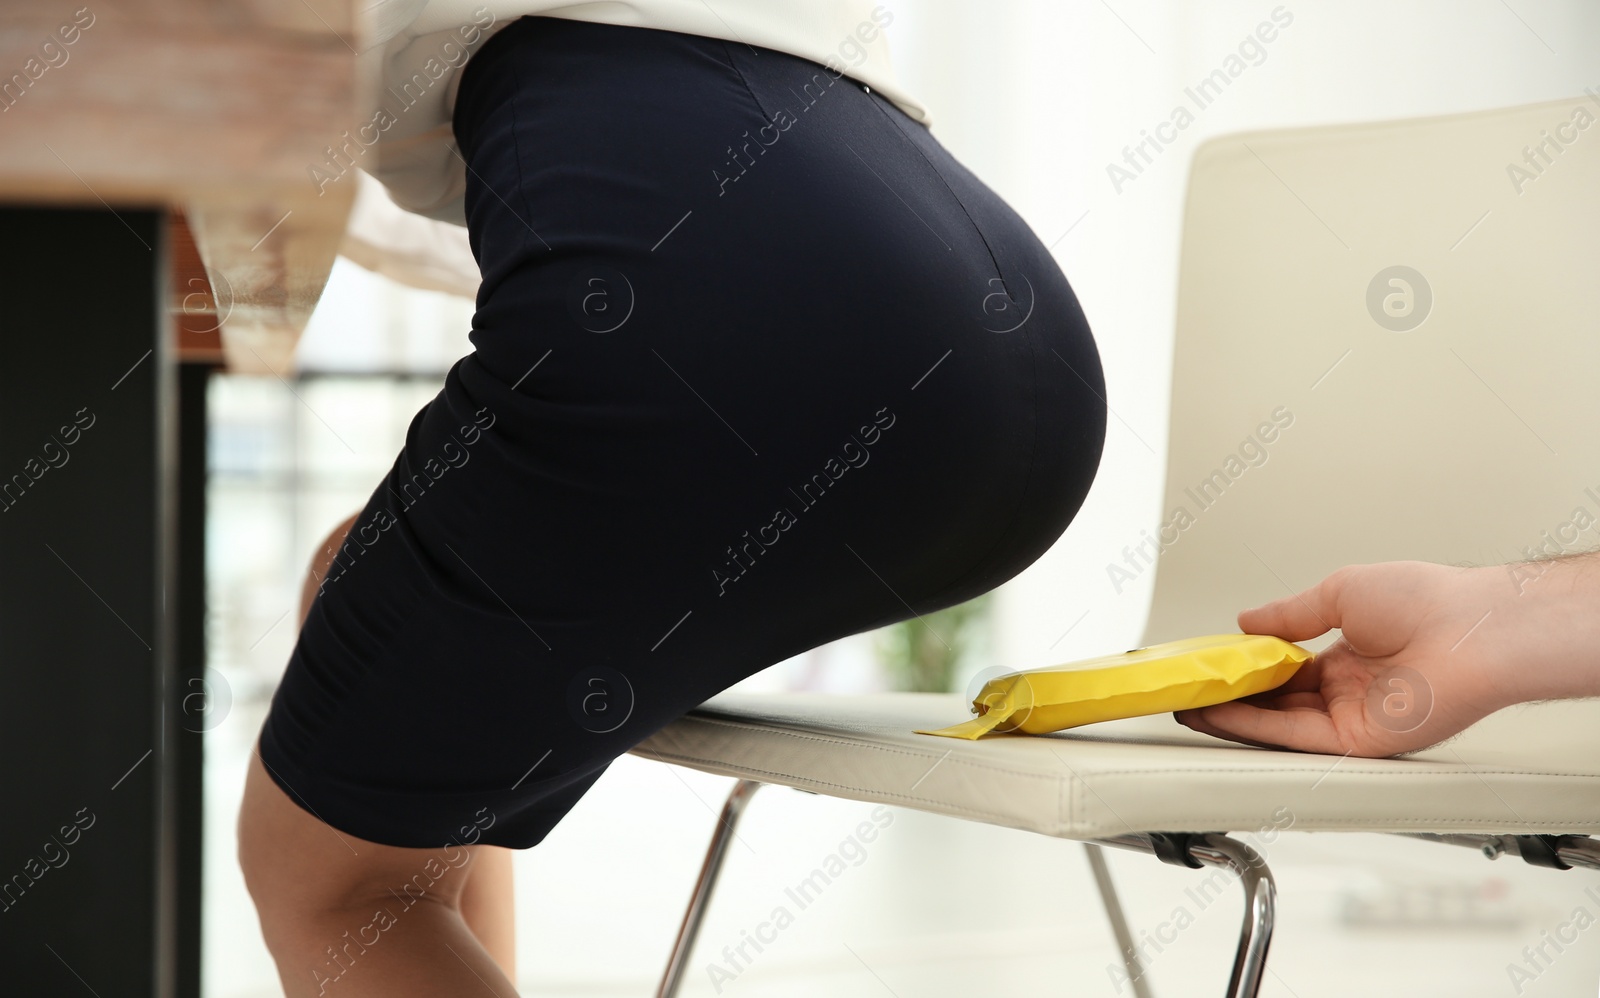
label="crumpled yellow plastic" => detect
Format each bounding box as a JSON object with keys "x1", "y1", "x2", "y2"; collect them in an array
[{"x1": 915, "y1": 634, "x2": 1312, "y2": 740}]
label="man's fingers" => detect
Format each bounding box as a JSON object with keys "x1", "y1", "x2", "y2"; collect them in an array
[
  {"x1": 1238, "y1": 570, "x2": 1346, "y2": 641},
  {"x1": 1176, "y1": 701, "x2": 1348, "y2": 755},
  {"x1": 1174, "y1": 708, "x2": 1284, "y2": 750}
]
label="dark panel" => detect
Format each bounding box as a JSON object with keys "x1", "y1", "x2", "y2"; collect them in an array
[
  {"x1": 176, "y1": 361, "x2": 210, "y2": 998},
  {"x1": 0, "y1": 206, "x2": 177, "y2": 997}
]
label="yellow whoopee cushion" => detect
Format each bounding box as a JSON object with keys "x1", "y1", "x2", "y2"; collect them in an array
[{"x1": 915, "y1": 634, "x2": 1312, "y2": 740}]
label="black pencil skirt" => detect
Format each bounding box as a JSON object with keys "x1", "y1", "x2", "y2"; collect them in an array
[{"x1": 256, "y1": 15, "x2": 1107, "y2": 849}]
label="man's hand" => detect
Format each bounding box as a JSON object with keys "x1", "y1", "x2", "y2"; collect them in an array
[{"x1": 1175, "y1": 561, "x2": 1517, "y2": 758}]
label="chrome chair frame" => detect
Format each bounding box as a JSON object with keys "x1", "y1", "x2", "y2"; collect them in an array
[
  {"x1": 653, "y1": 780, "x2": 1600, "y2": 998},
  {"x1": 655, "y1": 780, "x2": 1276, "y2": 998}
]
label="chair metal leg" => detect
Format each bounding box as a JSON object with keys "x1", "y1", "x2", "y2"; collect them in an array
[
  {"x1": 657, "y1": 779, "x2": 764, "y2": 998},
  {"x1": 1097, "y1": 832, "x2": 1276, "y2": 998},
  {"x1": 654, "y1": 789, "x2": 1278, "y2": 998},
  {"x1": 1189, "y1": 834, "x2": 1275, "y2": 998},
  {"x1": 1084, "y1": 843, "x2": 1155, "y2": 998}
]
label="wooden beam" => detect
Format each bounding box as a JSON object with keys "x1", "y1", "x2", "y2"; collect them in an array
[
  {"x1": 0, "y1": 23, "x2": 361, "y2": 203},
  {"x1": 0, "y1": 0, "x2": 363, "y2": 371},
  {"x1": 186, "y1": 184, "x2": 354, "y2": 374}
]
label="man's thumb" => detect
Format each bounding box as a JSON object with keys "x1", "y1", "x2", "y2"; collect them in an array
[{"x1": 1238, "y1": 571, "x2": 1343, "y2": 641}]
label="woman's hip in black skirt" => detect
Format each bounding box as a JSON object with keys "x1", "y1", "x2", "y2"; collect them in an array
[{"x1": 257, "y1": 15, "x2": 1107, "y2": 849}]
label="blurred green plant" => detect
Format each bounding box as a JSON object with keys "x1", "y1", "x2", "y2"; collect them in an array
[{"x1": 875, "y1": 593, "x2": 993, "y2": 693}]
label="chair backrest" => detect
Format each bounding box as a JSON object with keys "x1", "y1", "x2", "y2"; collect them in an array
[{"x1": 1142, "y1": 95, "x2": 1600, "y2": 646}]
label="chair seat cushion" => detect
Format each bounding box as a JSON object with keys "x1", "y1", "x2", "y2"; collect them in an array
[{"x1": 629, "y1": 692, "x2": 1600, "y2": 837}]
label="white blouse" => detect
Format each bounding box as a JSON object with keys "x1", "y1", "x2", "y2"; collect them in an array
[{"x1": 342, "y1": 0, "x2": 932, "y2": 227}]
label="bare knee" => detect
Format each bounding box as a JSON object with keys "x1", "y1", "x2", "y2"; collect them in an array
[{"x1": 237, "y1": 750, "x2": 475, "y2": 960}]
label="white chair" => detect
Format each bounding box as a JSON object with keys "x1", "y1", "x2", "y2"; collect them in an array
[{"x1": 630, "y1": 93, "x2": 1600, "y2": 998}]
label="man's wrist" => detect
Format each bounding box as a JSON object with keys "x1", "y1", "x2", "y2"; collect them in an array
[{"x1": 1482, "y1": 555, "x2": 1600, "y2": 704}]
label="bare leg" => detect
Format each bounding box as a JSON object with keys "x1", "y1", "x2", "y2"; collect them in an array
[
  {"x1": 460, "y1": 845, "x2": 517, "y2": 980},
  {"x1": 238, "y1": 750, "x2": 520, "y2": 997},
  {"x1": 235, "y1": 511, "x2": 520, "y2": 993}
]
